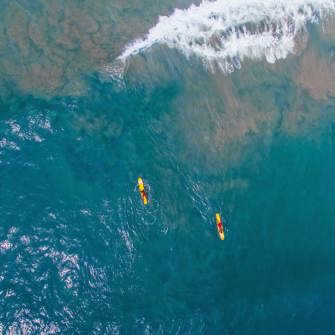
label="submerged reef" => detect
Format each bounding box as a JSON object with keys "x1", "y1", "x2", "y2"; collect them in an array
[{"x1": 0, "y1": 0, "x2": 198, "y2": 97}]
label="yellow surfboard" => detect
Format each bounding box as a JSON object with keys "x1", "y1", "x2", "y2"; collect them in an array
[
  {"x1": 138, "y1": 177, "x2": 148, "y2": 205},
  {"x1": 215, "y1": 213, "x2": 225, "y2": 240}
]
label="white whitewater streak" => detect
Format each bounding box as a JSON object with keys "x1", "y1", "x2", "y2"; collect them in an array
[{"x1": 118, "y1": 0, "x2": 335, "y2": 72}]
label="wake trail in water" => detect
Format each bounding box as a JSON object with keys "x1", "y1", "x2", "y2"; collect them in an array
[{"x1": 117, "y1": 0, "x2": 335, "y2": 73}]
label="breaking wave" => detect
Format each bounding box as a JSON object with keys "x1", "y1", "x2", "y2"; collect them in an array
[{"x1": 118, "y1": 0, "x2": 335, "y2": 73}]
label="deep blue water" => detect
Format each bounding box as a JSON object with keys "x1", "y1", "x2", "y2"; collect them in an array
[
  {"x1": 1, "y1": 2, "x2": 335, "y2": 334},
  {"x1": 1, "y1": 69, "x2": 335, "y2": 334}
]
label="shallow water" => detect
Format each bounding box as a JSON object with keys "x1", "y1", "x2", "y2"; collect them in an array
[
  {"x1": 0, "y1": 0, "x2": 198, "y2": 97},
  {"x1": 1, "y1": 1, "x2": 335, "y2": 334}
]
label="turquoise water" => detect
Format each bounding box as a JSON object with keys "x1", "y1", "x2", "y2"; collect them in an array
[{"x1": 2, "y1": 1, "x2": 335, "y2": 334}]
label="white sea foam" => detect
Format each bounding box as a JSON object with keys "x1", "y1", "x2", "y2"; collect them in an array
[
  {"x1": 0, "y1": 240, "x2": 13, "y2": 251},
  {"x1": 118, "y1": 0, "x2": 335, "y2": 72}
]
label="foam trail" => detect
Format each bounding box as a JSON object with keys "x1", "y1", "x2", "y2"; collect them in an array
[{"x1": 118, "y1": 0, "x2": 335, "y2": 72}]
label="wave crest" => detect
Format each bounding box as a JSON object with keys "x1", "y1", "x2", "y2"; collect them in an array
[{"x1": 118, "y1": 0, "x2": 335, "y2": 72}]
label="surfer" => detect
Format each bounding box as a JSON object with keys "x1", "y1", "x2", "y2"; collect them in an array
[
  {"x1": 138, "y1": 177, "x2": 148, "y2": 205},
  {"x1": 215, "y1": 213, "x2": 225, "y2": 240}
]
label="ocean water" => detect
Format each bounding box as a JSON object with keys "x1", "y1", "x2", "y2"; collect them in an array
[{"x1": 1, "y1": 1, "x2": 335, "y2": 334}]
